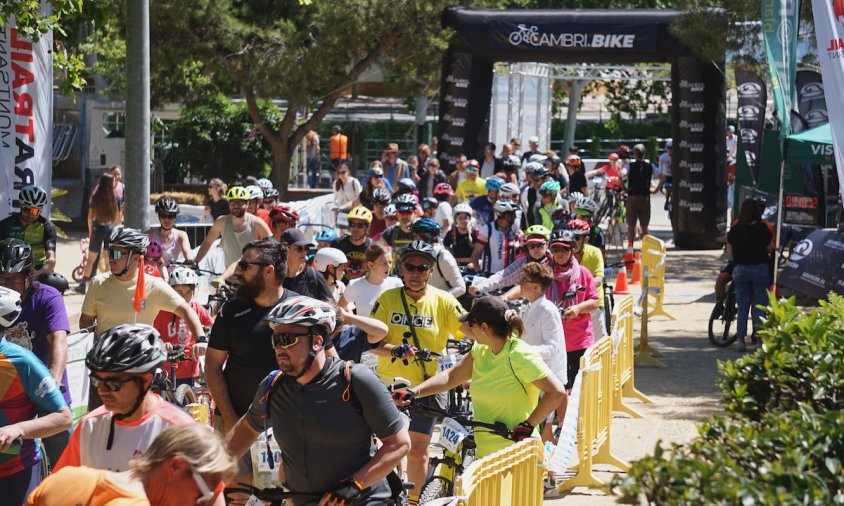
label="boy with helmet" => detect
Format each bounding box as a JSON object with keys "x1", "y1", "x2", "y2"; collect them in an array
[
  {"x1": 0, "y1": 286, "x2": 71, "y2": 503},
  {"x1": 262, "y1": 187, "x2": 280, "y2": 211},
  {"x1": 245, "y1": 185, "x2": 271, "y2": 227},
  {"x1": 567, "y1": 219, "x2": 607, "y2": 339},
  {"x1": 521, "y1": 162, "x2": 548, "y2": 228},
  {"x1": 470, "y1": 200, "x2": 522, "y2": 275},
  {"x1": 226, "y1": 296, "x2": 410, "y2": 506},
  {"x1": 313, "y1": 248, "x2": 348, "y2": 302},
  {"x1": 332, "y1": 206, "x2": 373, "y2": 282},
  {"x1": 0, "y1": 239, "x2": 73, "y2": 464},
  {"x1": 148, "y1": 197, "x2": 194, "y2": 268},
  {"x1": 469, "y1": 176, "x2": 504, "y2": 229},
  {"x1": 420, "y1": 198, "x2": 438, "y2": 219},
  {"x1": 369, "y1": 242, "x2": 465, "y2": 501},
  {"x1": 443, "y1": 203, "x2": 477, "y2": 268},
  {"x1": 410, "y1": 218, "x2": 465, "y2": 297},
  {"x1": 538, "y1": 180, "x2": 563, "y2": 231},
  {"x1": 315, "y1": 228, "x2": 338, "y2": 250},
  {"x1": 153, "y1": 267, "x2": 214, "y2": 387},
  {"x1": 575, "y1": 197, "x2": 606, "y2": 255},
  {"x1": 455, "y1": 159, "x2": 486, "y2": 203},
  {"x1": 0, "y1": 185, "x2": 57, "y2": 275},
  {"x1": 379, "y1": 194, "x2": 418, "y2": 276},
  {"x1": 54, "y1": 324, "x2": 194, "y2": 473},
  {"x1": 195, "y1": 186, "x2": 272, "y2": 267},
  {"x1": 142, "y1": 241, "x2": 165, "y2": 279},
  {"x1": 367, "y1": 188, "x2": 392, "y2": 240},
  {"x1": 432, "y1": 182, "x2": 454, "y2": 236}
]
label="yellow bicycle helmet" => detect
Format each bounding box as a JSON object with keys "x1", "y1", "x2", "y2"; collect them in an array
[
  {"x1": 227, "y1": 186, "x2": 250, "y2": 201},
  {"x1": 347, "y1": 206, "x2": 373, "y2": 224},
  {"x1": 525, "y1": 224, "x2": 551, "y2": 240}
]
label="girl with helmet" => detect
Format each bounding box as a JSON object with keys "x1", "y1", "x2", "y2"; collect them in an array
[
  {"x1": 143, "y1": 241, "x2": 165, "y2": 279},
  {"x1": 262, "y1": 187, "x2": 280, "y2": 211},
  {"x1": 315, "y1": 228, "x2": 339, "y2": 250},
  {"x1": 366, "y1": 188, "x2": 392, "y2": 241},
  {"x1": 538, "y1": 180, "x2": 563, "y2": 231},
  {"x1": 431, "y1": 182, "x2": 454, "y2": 236},
  {"x1": 355, "y1": 164, "x2": 393, "y2": 210},
  {"x1": 410, "y1": 218, "x2": 465, "y2": 297},
  {"x1": 567, "y1": 219, "x2": 607, "y2": 339},
  {"x1": 153, "y1": 267, "x2": 214, "y2": 387},
  {"x1": 469, "y1": 176, "x2": 504, "y2": 229},
  {"x1": 469, "y1": 200, "x2": 523, "y2": 276},
  {"x1": 148, "y1": 197, "x2": 194, "y2": 270},
  {"x1": 468, "y1": 224, "x2": 552, "y2": 296},
  {"x1": 55, "y1": 324, "x2": 194, "y2": 473},
  {"x1": 574, "y1": 197, "x2": 606, "y2": 254},
  {"x1": 245, "y1": 185, "x2": 271, "y2": 228},
  {"x1": 443, "y1": 203, "x2": 478, "y2": 268},
  {"x1": 313, "y1": 248, "x2": 348, "y2": 302},
  {"x1": 565, "y1": 154, "x2": 588, "y2": 197},
  {"x1": 269, "y1": 205, "x2": 300, "y2": 241},
  {"x1": 0, "y1": 286, "x2": 72, "y2": 504}
]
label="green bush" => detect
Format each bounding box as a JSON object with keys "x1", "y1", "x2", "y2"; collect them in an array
[{"x1": 611, "y1": 294, "x2": 844, "y2": 505}]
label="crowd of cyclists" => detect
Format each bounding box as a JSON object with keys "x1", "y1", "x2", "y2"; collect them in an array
[{"x1": 0, "y1": 137, "x2": 670, "y2": 505}]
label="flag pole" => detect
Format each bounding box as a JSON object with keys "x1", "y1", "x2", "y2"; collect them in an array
[{"x1": 773, "y1": 140, "x2": 788, "y2": 286}]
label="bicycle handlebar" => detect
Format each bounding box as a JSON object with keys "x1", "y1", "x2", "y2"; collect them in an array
[
  {"x1": 406, "y1": 401, "x2": 513, "y2": 440},
  {"x1": 225, "y1": 484, "x2": 320, "y2": 504},
  {"x1": 446, "y1": 338, "x2": 473, "y2": 355}
]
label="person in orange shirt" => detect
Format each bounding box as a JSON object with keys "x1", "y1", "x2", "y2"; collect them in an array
[
  {"x1": 330, "y1": 125, "x2": 349, "y2": 171},
  {"x1": 26, "y1": 424, "x2": 237, "y2": 506}
]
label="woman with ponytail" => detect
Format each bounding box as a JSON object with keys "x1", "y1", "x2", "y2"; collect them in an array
[{"x1": 392, "y1": 295, "x2": 565, "y2": 458}]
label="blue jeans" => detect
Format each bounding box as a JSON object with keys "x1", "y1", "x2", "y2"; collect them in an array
[
  {"x1": 307, "y1": 157, "x2": 321, "y2": 188},
  {"x1": 733, "y1": 263, "x2": 771, "y2": 338}
]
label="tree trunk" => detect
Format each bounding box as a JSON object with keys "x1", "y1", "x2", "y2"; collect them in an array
[{"x1": 269, "y1": 140, "x2": 295, "y2": 199}]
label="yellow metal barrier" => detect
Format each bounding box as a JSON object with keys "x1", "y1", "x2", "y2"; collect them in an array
[
  {"x1": 610, "y1": 296, "x2": 653, "y2": 418},
  {"x1": 559, "y1": 337, "x2": 629, "y2": 492},
  {"x1": 454, "y1": 438, "x2": 545, "y2": 506},
  {"x1": 641, "y1": 234, "x2": 677, "y2": 321}
]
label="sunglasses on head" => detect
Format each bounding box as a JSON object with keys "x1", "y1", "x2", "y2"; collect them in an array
[
  {"x1": 238, "y1": 260, "x2": 269, "y2": 271},
  {"x1": 403, "y1": 262, "x2": 431, "y2": 273},
  {"x1": 90, "y1": 374, "x2": 135, "y2": 392},
  {"x1": 272, "y1": 331, "x2": 311, "y2": 349},
  {"x1": 551, "y1": 245, "x2": 573, "y2": 253},
  {"x1": 159, "y1": 213, "x2": 177, "y2": 220},
  {"x1": 108, "y1": 248, "x2": 130, "y2": 260}
]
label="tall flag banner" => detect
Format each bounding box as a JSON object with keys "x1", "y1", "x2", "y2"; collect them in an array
[
  {"x1": 735, "y1": 69, "x2": 768, "y2": 182},
  {"x1": 0, "y1": 6, "x2": 54, "y2": 217},
  {"x1": 812, "y1": 0, "x2": 844, "y2": 203},
  {"x1": 795, "y1": 70, "x2": 829, "y2": 128},
  {"x1": 762, "y1": 0, "x2": 801, "y2": 140}
]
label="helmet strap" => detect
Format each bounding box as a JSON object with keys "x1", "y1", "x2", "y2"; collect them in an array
[
  {"x1": 107, "y1": 377, "x2": 147, "y2": 450},
  {"x1": 111, "y1": 253, "x2": 138, "y2": 278},
  {"x1": 287, "y1": 333, "x2": 324, "y2": 379}
]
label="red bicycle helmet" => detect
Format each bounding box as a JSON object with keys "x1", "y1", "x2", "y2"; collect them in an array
[
  {"x1": 433, "y1": 183, "x2": 454, "y2": 197},
  {"x1": 270, "y1": 205, "x2": 299, "y2": 224},
  {"x1": 145, "y1": 241, "x2": 164, "y2": 260},
  {"x1": 617, "y1": 145, "x2": 631, "y2": 158},
  {"x1": 566, "y1": 219, "x2": 591, "y2": 235}
]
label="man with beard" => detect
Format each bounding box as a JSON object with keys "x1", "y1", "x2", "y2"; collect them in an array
[
  {"x1": 206, "y1": 238, "x2": 336, "y2": 482},
  {"x1": 331, "y1": 206, "x2": 372, "y2": 283},
  {"x1": 194, "y1": 186, "x2": 272, "y2": 267}
]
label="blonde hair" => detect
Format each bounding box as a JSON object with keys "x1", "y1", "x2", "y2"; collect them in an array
[
  {"x1": 129, "y1": 424, "x2": 237, "y2": 479},
  {"x1": 209, "y1": 178, "x2": 228, "y2": 196}
]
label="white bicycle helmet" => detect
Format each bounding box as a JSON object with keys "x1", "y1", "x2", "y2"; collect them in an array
[
  {"x1": 576, "y1": 197, "x2": 599, "y2": 215},
  {"x1": 110, "y1": 226, "x2": 150, "y2": 253},
  {"x1": 528, "y1": 154, "x2": 547, "y2": 164},
  {"x1": 493, "y1": 200, "x2": 519, "y2": 217},
  {"x1": 0, "y1": 286, "x2": 22, "y2": 329},
  {"x1": 246, "y1": 185, "x2": 264, "y2": 201},
  {"x1": 256, "y1": 178, "x2": 273, "y2": 190},
  {"x1": 169, "y1": 267, "x2": 199, "y2": 286},
  {"x1": 384, "y1": 204, "x2": 397, "y2": 218},
  {"x1": 18, "y1": 185, "x2": 48, "y2": 210},
  {"x1": 453, "y1": 202, "x2": 473, "y2": 218},
  {"x1": 569, "y1": 191, "x2": 585, "y2": 202},
  {"x1": 264, "y1": 296, "x2": 336, "y2": 333},
  {"x1": 313, "y1": 248, "x2": 347, "y2": 273},
  {"x1": 499, "y1": 182, "x2": 520, "y2": 197},
  {"x1": 524, "y1": 161, "x2": 544, "y2": 175}
]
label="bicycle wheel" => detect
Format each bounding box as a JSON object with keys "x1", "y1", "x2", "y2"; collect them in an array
[
  {"x1": 174, "y1": 384, "x2": 198, "y2": 406},
  {"x1": 72, "y1": 265, "x2": 85, "y2": 283},
  {"x1": 708, "y1": 299, "x2": 737, "y2": 347},
  {"x1": 418, "y1": 476, "x2": 454, "y2": 504}
]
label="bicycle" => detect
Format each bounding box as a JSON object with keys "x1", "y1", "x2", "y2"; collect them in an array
[
  {"x1": 225, "y1": 478, "x2": 411, "y2": 505},
  {"x1": 603, "y1": 259, "x2": 634, "y2": 331},
  {"x1": 152, "y1": 345, "x2": 198, "y2": 407},
  {"x1": 444, "y1": 338, "x2": 474, "y2": 416},
  {"x1": 72, "y1": 237, "x2": 90, "y2": 283},
  {"x1": 708, "y1": 278, "x2": 738, "y2": 348}
]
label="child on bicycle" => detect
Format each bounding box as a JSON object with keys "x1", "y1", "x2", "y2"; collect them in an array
[{"x1": 153, "y1": 267, "x2": 213, "y2": 387}]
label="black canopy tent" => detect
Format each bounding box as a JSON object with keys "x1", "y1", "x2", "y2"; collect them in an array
[{"x1": 437, "y1": 7, "x2": 727, "y2": 249}]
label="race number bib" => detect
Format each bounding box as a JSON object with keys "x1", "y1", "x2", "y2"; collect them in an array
[
  {"x1": 438, "y1": 353, "x2": 459, "y2": 372},
  {"x1": 438, "y1": 417, "x2": 469, "y2": 453}
]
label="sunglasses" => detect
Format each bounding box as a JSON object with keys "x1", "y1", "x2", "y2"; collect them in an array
[
  {"x1": 527, "y1": 243, "x2": 546, "y2": 249},
  {"x1": 108, "y1": 248, "x2": 130, "y2": 260},
  {"x1": 372, "y1": 174, "x2": 384, "y2": 178},
  {"x1": 551, "y1": 245, "x2": 573, "y2": 253},
  {"x1": 159, "y1": 213, "x2": 177, "y2": 220},
  {"x1": 90, "y1": 374, "x2": 135, "y2": 392},
  {"x1": 21, "y1": 208, "x2": 41, "y2": 216},
  {"x1": 192, "y1": 469, "x2": 222, "y2": 505},
  {"x1": 272, "y1": 332, "x2": 311, "y2": 349},
  {"x1": 349, "y1": 222, "x2": 368, "y2": 229},
  {"x1": 403, "y1": 262, "x2": 431, "y2": 273},
  {"x1": 238, "y1": 260, "x2": 269, "y2": 271},
  {"x1": 397, "y1": 209, "x2": 414, "y2": 215}
]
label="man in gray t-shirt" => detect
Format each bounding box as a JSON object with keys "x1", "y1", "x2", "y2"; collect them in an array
[{"x1": 225, "y1": 296, "x2": 409, "y2": 505}]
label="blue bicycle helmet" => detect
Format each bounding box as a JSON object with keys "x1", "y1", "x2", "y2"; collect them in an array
[
  {"x1": 315, "y1": 228, "x2": 338, "y2": 243},
  {"x1": 410, "y1": 217, "x2": 442, "y2": 241},
  {"x1": 397, "y1": 178, "x2": 417, "y2": 192},
  {"x1": 485, "y1": 177, "x2": 504, "y2": 191}
]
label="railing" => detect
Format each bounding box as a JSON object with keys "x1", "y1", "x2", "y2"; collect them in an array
[{"x1": 454, "y1": 438, "x2": 545, "y2": 506}]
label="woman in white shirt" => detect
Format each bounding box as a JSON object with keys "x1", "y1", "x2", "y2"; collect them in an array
[
  {"x1": 518, "y1": 261, "x2": 568, "y2": 442},
  {"x1": 338, "y1": 243, "x2": 403, "y2": 316},
  {"x1": 333, "y1": 163, "x2": 362, "y2": 225}
]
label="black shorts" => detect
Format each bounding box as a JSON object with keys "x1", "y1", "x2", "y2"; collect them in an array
[{"x1": 408, "y1": 395, "x2": 441, "y2": 436}]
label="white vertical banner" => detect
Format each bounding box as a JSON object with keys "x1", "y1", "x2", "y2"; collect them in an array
[
  {"x1": 812, "y1": 0, "x2": 844, "y2": 203},
  {"x1": 0, "y1": 3, "x2": 54, "y2": 216}
]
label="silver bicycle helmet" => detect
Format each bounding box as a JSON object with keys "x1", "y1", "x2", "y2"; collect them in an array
[
  {"x1": 110, "y1": 226, "x2": 150, "y2": 253},
  {"x1": 0, "y1": 239, "x2": 33, "y2": 274},
  {"x1": 264, "y1": 296, "x2": 337, "y2": 333},
  {"x1": 18, "y1": 185, "x2": 48, "y2": 210},
  {"x1": 155, "y1": 197, "x2": 180, "y2": 215},
  {"x1": 86, "y1": 324, "x2": 166, "y2": 374}
]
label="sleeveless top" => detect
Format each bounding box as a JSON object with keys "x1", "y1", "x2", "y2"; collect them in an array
[
  {"x1": 222, "y1": 214, "x2": 258, "y2": 266},
  {"x1": 149, "y1": 228, "x2": 185, "y2": 265}
]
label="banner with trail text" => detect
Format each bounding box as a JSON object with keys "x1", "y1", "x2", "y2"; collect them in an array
[
  {"x1": 812, "y1": 0, "x2": 844, "y2": 204},
  {"x1": 735, "y1": 69, "x2": 767, "y2": 182},
  {"x1": 0, "y1": 9, "x2": 53, "y2": 217},
  {"x1": 795, "y1": 70, "x2": 828, "y2": 128},
  {"x1": 761, "y1": 0, "x2": 801, "y2": 140}
]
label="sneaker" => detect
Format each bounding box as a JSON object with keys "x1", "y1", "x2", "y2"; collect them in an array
[
  {"x1": 73, "y1": 282, "x2": 87, "y2": 295},
  {"x1": 736, "y1": 336, "x2": 747, "y2": 352},
  {"x1": 664, "y1": 201, "x2": 669, "y2": 211}
]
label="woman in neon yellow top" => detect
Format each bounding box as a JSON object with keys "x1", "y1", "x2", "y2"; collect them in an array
[{"x1": 396, "y1": 296, "x2": 566, "y2": 458}]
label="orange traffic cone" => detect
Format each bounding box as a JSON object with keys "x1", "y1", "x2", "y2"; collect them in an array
[
  {"x1": 624, "y1": 248, "x2": 635, "y2": 276},
  {"x1": 631, "y1": 252, "x2": 642, "y2": 284},
  {"x1": 614, "y1": 269, "x2": 630, "y2": 295}
]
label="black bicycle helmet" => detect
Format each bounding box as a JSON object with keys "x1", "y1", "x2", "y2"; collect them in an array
[
  {"x1": 37, "y1": 272, "x2": 69, "y2": 294},
  {"x1": 550, "y1": 229, "x2": 578, "y2": 246},
  {"x1": 154, "y1": 197, "x2": 180, "y2": 215},
  {"x1": 86, "y1": 323, "x2": 167, "y2": 374},
  {"x1": 110, "y1": 226, "x2": 150, "y2": 253},
  {"x1": 372, "y1": 188, "x2": 392, "y2": 205},
  {"x1": 400, "y1": 240, "x2": 436, "y2": 263},
  {"x1": 0, "y1": 238, "x2": 33, "y2": 274}
]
